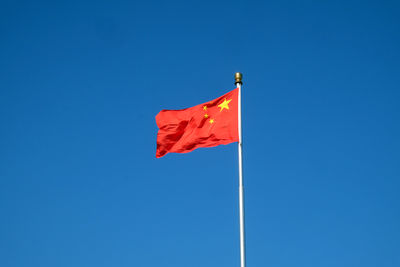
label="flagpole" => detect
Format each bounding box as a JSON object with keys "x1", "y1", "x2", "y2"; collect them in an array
[{"x1": 235, "y1": 72, "x2": 246, "y2": 267}]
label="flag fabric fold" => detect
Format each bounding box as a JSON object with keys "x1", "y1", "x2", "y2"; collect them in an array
[{"x1": 155, "y1": 88, "x2": 239, "y2": 158}]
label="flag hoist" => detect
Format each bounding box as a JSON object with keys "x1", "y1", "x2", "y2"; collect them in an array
[{"x1": 155, "y1": 73, "x2": 247, "y2": 267}]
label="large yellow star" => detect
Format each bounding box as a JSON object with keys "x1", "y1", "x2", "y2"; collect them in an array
[{"x1": 218, "y1": 98, "x2": 232, "y2": 112}]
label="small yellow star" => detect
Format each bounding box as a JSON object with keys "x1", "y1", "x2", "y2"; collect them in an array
[
  {"x1": 204, "y1": 114, "x2": 209, "y2": 118},
  {"x1": 203, "y1": 105, "x2": 207, "y2": 110},
  {"x1": 218, "y1": 98, "x2": 232, "y2": 112},
  {"x1": 209, "y1": 118, "x2": 215, "y2": 124}
]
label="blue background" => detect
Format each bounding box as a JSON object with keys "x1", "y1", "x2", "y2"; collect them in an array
[{"x1": 1, "y1": 0, "x2": 399, "y2": 266}]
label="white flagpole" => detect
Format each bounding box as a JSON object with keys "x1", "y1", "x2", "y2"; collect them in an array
[{"x1": 235, "y1": 72, "x2": 246, "y2": 267}]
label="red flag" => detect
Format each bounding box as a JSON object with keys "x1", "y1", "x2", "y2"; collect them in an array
[{"x1": 156, "y1": 88, "x2": 239, "y2": 158}]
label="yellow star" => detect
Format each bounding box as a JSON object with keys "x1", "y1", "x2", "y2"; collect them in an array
[
  {"x1": 218, "y1": 98, "x2": 232, "y2": 112},
  {"x1": 203, "y1": 105, "x2": 207, "y2": 110},
  {"x1": 209, "y1": 118, "x2": 215, "y2": 124},
  {"x1": 204, "y1": 114, "x2": 209, "y2": 118}
]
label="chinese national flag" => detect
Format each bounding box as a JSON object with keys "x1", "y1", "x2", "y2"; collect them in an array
[{"x1": 156, "y1": 88, "x2": 239, "y2": 158}]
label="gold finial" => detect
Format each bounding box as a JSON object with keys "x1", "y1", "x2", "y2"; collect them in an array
[{"x1": 235, "y1": 72, "x2": 243, "y2": 84}]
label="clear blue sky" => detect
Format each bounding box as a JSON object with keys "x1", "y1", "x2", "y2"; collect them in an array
[{"x1": 1, "y1": 0, "x2": 399, "y2": 266}]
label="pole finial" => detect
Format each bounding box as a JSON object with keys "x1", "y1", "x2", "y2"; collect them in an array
[{"x1": 235, "y1": 72, "x2": 243, "y2": 85}]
